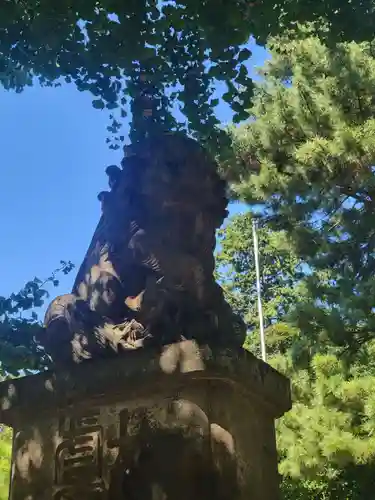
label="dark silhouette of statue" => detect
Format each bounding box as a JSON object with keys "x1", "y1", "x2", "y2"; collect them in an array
[{"x1": 40, "y1": 132, "x2": 246, "y2": 366}]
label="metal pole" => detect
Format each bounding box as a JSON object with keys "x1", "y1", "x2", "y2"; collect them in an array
[{"x1": 252, "y1": 218, "x2": 266, "y2": 362}]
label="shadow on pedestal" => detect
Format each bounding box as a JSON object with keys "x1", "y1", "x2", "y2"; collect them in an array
[{"x1": 0, "y1": 342, "x2": 291, "y2": 500}]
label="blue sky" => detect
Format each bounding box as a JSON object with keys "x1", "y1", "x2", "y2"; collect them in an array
[{"x1": 0, "y1": 42, "x2": 268, "y2": 314}]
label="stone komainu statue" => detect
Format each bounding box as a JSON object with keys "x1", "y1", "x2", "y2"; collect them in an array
[{"x1": 40, "y1": 132, "x2": 246, "y2": 365}]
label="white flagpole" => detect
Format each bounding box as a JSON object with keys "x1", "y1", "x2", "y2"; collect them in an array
[{"x1": 252, "y1": 218, "x2": 266, "y2": 362}]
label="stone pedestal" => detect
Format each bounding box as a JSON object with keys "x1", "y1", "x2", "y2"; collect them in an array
[{"x1": 0, "y1": 342, "x2": 291, "y2": 500}]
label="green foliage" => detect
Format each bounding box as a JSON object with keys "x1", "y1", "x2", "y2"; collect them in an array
[
  {"x1": 216, "y1": 28, "x2": 375, "y2": 497},
  {"x1": 0, "y1": 262, "x2": 75, "y2": 498},
  {"x1": 273, "y1": 345, "x2": 375, "y2": 499},
  {"x1": 2, "y1": 3, "x2": 374, "y2": 148},
  {"x1": 0, "y1": 260, "x2": 74, "y2": 377},
  {"x1": 216, "y1": 212, "x2": 306, "y2": 355},
  {"x1": 1, "y1": 0, "x2": 257, "y2": 150},
  {"x1": 0, "y1": 426, "x2": 11, "y2": 500},
  {"x1": 217, "y1": 211, "x2": 375, "y2": 498},
  {"x1": 225, "y1": 30, "x2": 375, "y2": 358}
]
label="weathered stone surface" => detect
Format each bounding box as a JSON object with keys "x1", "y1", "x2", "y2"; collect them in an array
[
  {"x1": 40, "y1": 133, "x2": 246, "y2": 366},
  {"x1": 1, "y1": 343, "x2": 291, "y2": 500}
]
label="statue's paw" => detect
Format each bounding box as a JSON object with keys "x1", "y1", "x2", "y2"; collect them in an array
[
  {"x1": 117, "y1": 319, "x2": 149, "y2": 350},
  {"x1": 95, "y1": 319, "x2": 148, "y2": 352},
  {"x1": 118, "y1": 337, "x2": 145, "y2": 350}
]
